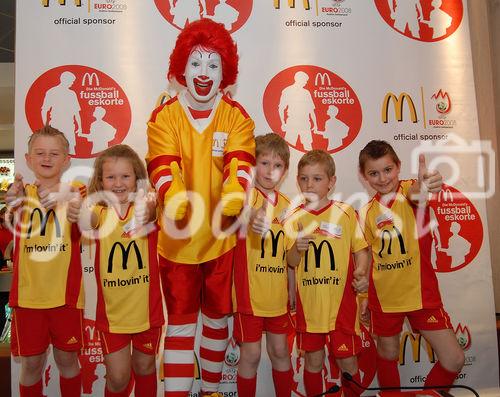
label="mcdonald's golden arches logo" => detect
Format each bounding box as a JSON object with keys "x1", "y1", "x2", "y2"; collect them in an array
[
  {"x1": 260, "y1": 229, "x2": 285, "y2": 259},
  {"x1": 27, "y1": 208, "x2": 62, "y2": 238},
  {"x1": 274, "y1": 0, "x2": 311, "y2": 9},
  {"x1": 305, "y1": 240, "x2": 335, "y2": 272},
  {"x1": 107, "y1": 241, "x2": 144, "y2": 273},
  {"x1": 378, "y1": 226, "x2": 406, "y2": 258},
  {"x1": 381, "y1": 92, "x2": 418, "y2": 123},
  {"x1": 42, "y1": 0, "x2": 82, "y2": 7}
]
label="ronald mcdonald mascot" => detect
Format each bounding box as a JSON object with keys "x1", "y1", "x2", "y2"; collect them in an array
[{"x1": 146, "y1": 19, "x2": 255, "y2": 396}]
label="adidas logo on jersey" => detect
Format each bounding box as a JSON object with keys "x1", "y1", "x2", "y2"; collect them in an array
[
  {"x1": 272, "y1": 217, "x2": 281, "y2": 225},
  {"x1": 67, "y1": 336, "x2": 78, "y2": 344},
  {"x1": 143, "y1": 342, "x2": 153, "y2": 350},
  {"x1": 427, "y1": 315, "x2": 438, "y2": 324},
  {"x1": 337, "y1": 344, "x2": 348, "y2": 352}
]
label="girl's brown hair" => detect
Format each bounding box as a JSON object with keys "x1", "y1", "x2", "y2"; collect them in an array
[{"x1": 88, "y1": 144, "x2": 149, "y2": 195}]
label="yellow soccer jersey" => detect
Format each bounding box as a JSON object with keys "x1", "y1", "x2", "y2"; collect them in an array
[
  {"x1": 10, "y1": 184, "x2": 84, "y2": 309},
  {"x1": 360, "y1": 180, "x2": 442, "y2": 313},
  {"x1": 93, "y1": 204, "x2": 164, "y2": 333},
  {"x1": 233, "y1": 188, "x2": 290, "y2": 317},
  {"x1": 286, "y1": 201, "x2": 367, "y2": 334},
  {"x1": 147, "y1": 92, "x2": 255, "y2": 264}
]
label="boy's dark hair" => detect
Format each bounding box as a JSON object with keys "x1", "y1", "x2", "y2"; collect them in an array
[
  {"x1": 358, "y1": 140, "x2": 400, "y2": 173},
  {"x1": 28, "y1": 125, "x2": 70, "y2": 153},
  {"x1": 298, "y1": 150, "x2": 335, "y2": 177},
  {"x1": 255, "y1": 133, "x2": 290, "y2": 168}
]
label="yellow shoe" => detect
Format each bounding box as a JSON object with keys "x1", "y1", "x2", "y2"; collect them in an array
[{"x1": 202, "y1": 393, "x2": 223, "y2": 397}]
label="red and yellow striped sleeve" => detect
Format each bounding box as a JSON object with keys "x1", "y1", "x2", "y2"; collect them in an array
[
  {"x1": 146, "y1": 98, "x2": 182, "y2": 202},
  {"x1": 221, "y1": 97, "x2": 255, "y2": 191}
]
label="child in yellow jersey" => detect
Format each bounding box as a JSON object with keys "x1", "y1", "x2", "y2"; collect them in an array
[
  {"x1": 80, "y1": 145, "x2": 164, "y2": 397},
  {"x1": 286, "y1": 150, "x2": 369, "y2": 397},
  {"x1": 358, "y1": 140, "x2": 464, "y2": 392},
  {"x1": 232, "y1": 133, "x2": 293, "y2": 397},
  {"x1": 5, "y1": 125, "x2": 85, "y2": 397}
]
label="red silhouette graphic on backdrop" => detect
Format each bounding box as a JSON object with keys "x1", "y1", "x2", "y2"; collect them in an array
[
  {"x1": 25, "y1": 65, "x2": 131, "y2": 159},
  {"x1": 263, "y1": 65, "x2": 362, "y2": 154},
  {"x1": 374, "y1": 0, "x2": 463, "y2": 42}
]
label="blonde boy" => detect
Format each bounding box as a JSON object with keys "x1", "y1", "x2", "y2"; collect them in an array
[
  {"x1": 232, "y1": 133, "x2": 293, "y2": 397},
  {"x1": 286, "y1": 150, "x2": 369, "y2": 397},
  {"x1": 6, "y1": 125, "x2": 84, "y2": 397}
]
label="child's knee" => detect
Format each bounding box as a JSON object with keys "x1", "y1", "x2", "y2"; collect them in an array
[
  {"x1": 53, "y1": 350, "x2": 78, "y2": 370},
  {"x1": 132, "y1": 354, "x2": 156, "y2": 376},
  {"x1": 377, "y1": 343, "x2": 399, "y2": 361},
  {"x1": 240, "y1": 343, "x2": 262, "y2": 367},
  {"x1": 106, "y1": 369, "x2": 131, "y2": 392},
  {"x1": 267, "y1": 343, "x2": 289, "y2": 362},
  {"x1": 337, "y1": 356, "x2": 358, "y2": 374},
  {"x1": 22, "y1": 355, "x2": 45, "y2": 375},
  {"x1": 305, "y1": 351, "x2": 324, "y2": 372}
]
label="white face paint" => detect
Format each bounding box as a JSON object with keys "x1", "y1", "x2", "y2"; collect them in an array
[{"x1": 184, "y1": 46, "x2": 222, "y2": 109}]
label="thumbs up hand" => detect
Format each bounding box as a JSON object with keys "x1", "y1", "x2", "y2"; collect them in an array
[
  {"x1": 5, "y1": 173, "x2": 25, "y2": 208},
  {"x1": 221, "y1": 158, "x2": 245, "y2": 216},
  {"x1": 36, "y1": 181, "x2": 68, "y2": 210},
  {"x1": 250, "y1": 199, "x2": 271, "y2": 235},
  {"x1": 66, "y1": 185, "x2": 82, "y2": 224},
  {"x1": 295, "y1": 222, "x2": 314, "y2": 252},
  {"x1": 164, "y1": 161, "x2": 188, "y2": 221},
  {"x1": 418, "y1": 154, "x2": 442, "y2": 193},
  {"x1": 134, "y1": 188, "x2": 148, "y2": 227}
]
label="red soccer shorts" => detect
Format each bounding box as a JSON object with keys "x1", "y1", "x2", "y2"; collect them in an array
[
  {"x1": 233, "y1": 312, "x2": 294, "y2": 343},
  {"x1": 11, "y1": 306, "x2": 83, "y2": 357},
  {"x1": 372, "y1": 307, "x2": 453, "y2": 337},
  {"x1": 99, "y1": 327, "x2": 162, "y2": 355},
  {"x1": 297, "y1": 329, "x2": 361, "y2": 359},
  {"x1": 159, "y1": 249, "x2": 234, "y2": 318}
]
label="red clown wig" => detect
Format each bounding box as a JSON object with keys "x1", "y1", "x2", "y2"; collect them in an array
[{"x1": 168, "y1": 18, "x2": 238, "y2": 89}]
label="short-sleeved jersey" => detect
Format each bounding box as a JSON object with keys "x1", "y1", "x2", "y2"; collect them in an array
[
  {"x1": 233, "y1": 188, "x2": 290, "y2": 317},
  {"x1": 93, "y1": 204, "x2": 164, "y2": 334},
  {"x1": 9, "y1": 184, "x2": 84, "y2": 309},
  {"x1": 359, "y1": 180, "x2": 442, "y2": 313},
  {"x1": 286, "y1": 201, "x2": 368, "y2": 334},
  {"x1": 147, "y1": 92, "x2": 255, "y2": 264}
]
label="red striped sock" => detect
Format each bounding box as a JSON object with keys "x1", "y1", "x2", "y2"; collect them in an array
[
  {"x1": 424, "y1": 361, "x2": 459, "y2": 391},
  {"x1": 272, "y1": 368, "x2": 293, "y2": 397},
  {"x1": 199, "y1": 313, "x2": 229, "y2": 393},
  {"x1": 59, "y1": 373, "x2": 81, "y2": 397},
  {"x1": 237, "y1": 374, "x2": 257, "y2": 397},
  {"x1": 303, "y1": 369, "x2": 323, "y2": 397},
  {"x1": 19, "y1": 379, "x2": 43, "y2": 397},
  {"x1": 163, "y1": 315, "x2": 197, "y2": 397}
]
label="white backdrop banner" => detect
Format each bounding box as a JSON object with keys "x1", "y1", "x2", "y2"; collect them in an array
[{"x1": 13, "y1": 0, "x2": 498, "y2": 396}]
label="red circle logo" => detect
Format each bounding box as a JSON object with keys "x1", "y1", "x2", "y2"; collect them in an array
[
  {"x1": 154, "y1": 0, "x2": 253, "y2": 33},
  {"x1": 263, "y1": 65, "x2": 362, "y2": 154},
  {"x1": 374, "y1": 0, "x2": 463, "y2": 42},
  {"x1": 25, "y1": 65, "x2": 132, "y2": 159},
  {"x1": 429, "y1": 184, "x2": 482, "y2": 272}
]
